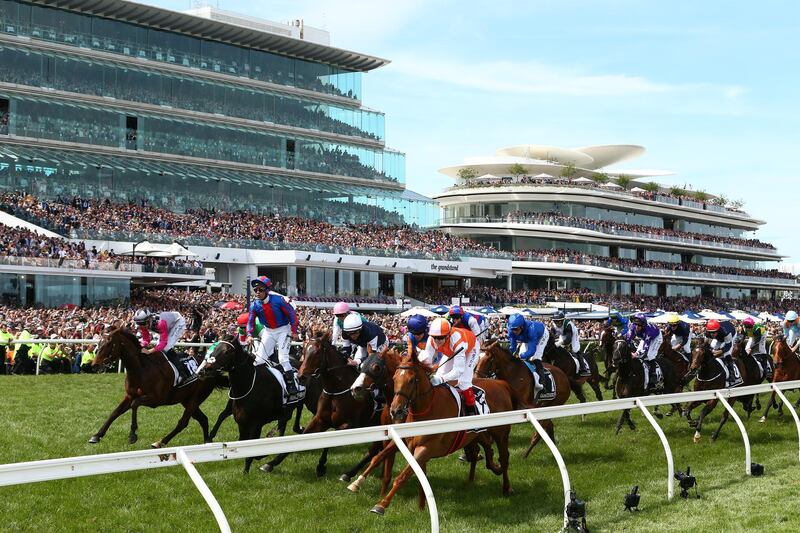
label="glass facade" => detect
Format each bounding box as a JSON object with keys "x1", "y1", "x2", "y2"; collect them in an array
[
  {"x1": 0, "y1": 272, "x2": 129, "y2": 307},
  {"x1": 0, "y1": 44, "x2": 384, "y2": 141},
  {"x1": 0, "y1": 0, "x2": 362, "y2": 100},
  {"x1": 5, "y1": 94, "x2": 402, "y2": 183}
]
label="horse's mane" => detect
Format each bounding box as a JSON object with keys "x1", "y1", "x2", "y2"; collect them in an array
[{"x1": 113, "y1": 327, "x2": 141, "y2": 348}]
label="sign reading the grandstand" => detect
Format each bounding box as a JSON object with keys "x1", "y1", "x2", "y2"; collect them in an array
[{"x1": 430, "y1": 261, "x2": 461, "y2": 273}]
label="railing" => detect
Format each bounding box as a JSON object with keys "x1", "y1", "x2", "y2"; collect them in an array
[
  {"x1": 0, "y1": 255, "x2": 209, "y2": 276},
  {"x1": 440, "y1": 217, "x2": 776, "y2": 253},
  {"x1": 0, "y1": 379, "x2": 797, "y2": 533}
]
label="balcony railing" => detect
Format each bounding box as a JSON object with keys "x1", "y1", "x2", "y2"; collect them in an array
[
  {"x1": 440, "y1": 217, "x2": 777, "y2": 254},
  {"x1": 0, "y1": 255, "x2": 210, "y2": 276}
]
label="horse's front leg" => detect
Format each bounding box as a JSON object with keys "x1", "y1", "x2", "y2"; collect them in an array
[
  {"x1": 128, "y1": 396, "x2": 150, "y2": 444},
  {"x1": 89, "y1": 396, "x2": 132, "y2": 443},
  {"x1": 209, "y1": 399, "x2": 233, "y2": 440}
]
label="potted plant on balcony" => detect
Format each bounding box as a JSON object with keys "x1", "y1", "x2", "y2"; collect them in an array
[{"x1": 508, "y1": 163, "x2": 527, "y2": 182}]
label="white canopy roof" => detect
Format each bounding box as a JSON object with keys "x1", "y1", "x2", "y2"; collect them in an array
[
  {"x1": 400, "y1": 306, "x2": 439, "y2": 318},
  {"x1": 572, "y1": 176, "x2": 593, "y2": 183}
]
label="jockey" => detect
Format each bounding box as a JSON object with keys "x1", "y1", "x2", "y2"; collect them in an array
[
  {"x1": 625, "y1": 313, "x2": 662, "y2": 387},
  {"x1": 705, "y1": 319, "x2": 738, "y2": 387},
  {"x1": 783, "y1": 311, "x2": 800, "y2": 353},
  {"x1": 741, "y1": 317, "x2": 767, "y2": 357},
  {"x1": 606, "y1": 312, "x2": 629, "y2": 336},
  {"x1": 133, "y1": 309, "x2": 195, "y2": 386},
  {"x1": 667, "y1": 314, "x2": 693, "y2": 356},
  {"x1": 551, "y1": 312, "x2": 591, "y2": 376},
  {"x1": 247, "y1": 276, "x2": 300, "y2": 395},
  {"x1": 507, "y1": 313, "x2": 551, "y2": 392},
  {"x1": 342, "y1": 314, "x2": 388, "y2": 368},
  {"x1": 236, "y1": 312, "x2": 263, "y2": 345},
  {"x1": 448, "y1": 305, "x2": 488, "y2": 354},
  {"x1": 419, "y1": 318, "x2": 479, "y2": 416},
  {"x1": 405, "y1": 314, "x2": 429, "y2": 359},
  {"x1": 331, "y1": 301, "x2": 363, "y2": 352}
]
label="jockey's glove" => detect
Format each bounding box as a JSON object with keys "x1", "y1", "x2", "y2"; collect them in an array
[{"x1": 430, "y1": 375, "x2": 443, "y2": 386}]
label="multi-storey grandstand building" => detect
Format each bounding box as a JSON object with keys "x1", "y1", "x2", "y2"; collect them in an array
[
  {"x1": 0, "y1": 0, "x2": 509, "y2": 307},
  {"x1": 435, "y1": 144, "x2": 798, "y2": 300}
]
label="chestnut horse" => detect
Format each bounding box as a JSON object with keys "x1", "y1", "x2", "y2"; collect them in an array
[
  {"x1": 543, "y1": 333, "x2": 604, "y2": 403},
  {"x1": 261, "y1": 332, "x2": 382, "y2": 480},
  {"x1": 683, "y1": 340, "x2": 765, "y2": 443},
  {"x1": 611, "y1": 339, "x2": 681, "y2": 434},
  {"x1": 89, "y1": 327, "x2": 218, "y2": 447},
  {"x1": 760, "y1": 336, "x2": 800, "y2": 422},
  {"x1": 369, "y1": 354, "x2": 516, "y2": 516},
  {"x1": 475, "y1": 340, "x2": 572, "y2": 458}
]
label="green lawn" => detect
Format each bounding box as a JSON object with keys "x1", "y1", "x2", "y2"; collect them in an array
[{"x1": 1, "y1": 374, "x2": 799, "y2": 532}]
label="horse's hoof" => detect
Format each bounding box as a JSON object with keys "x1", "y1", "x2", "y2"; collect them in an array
[
  {"x1": 693, "y1": 433, "x2": 701, "y2": 444},
  {"x1": 316, "y1": 464, "x2": 327, "y2": 478},
  {"x1": 151, "y1": 441, "x2": 162, "y2": 449},
  {"x1": 369, "y1": 505, "x2": 385, "y2": 516},
  {"x1": 759, "y1": 416, "x2": 766, "y2": 423},
  {"x1": 265, "y1": 429, "x2": 277, "y2": 438},
  {"x1": 294, "y1": 426, "x2": 305, "y2": 434},
  {"x1": 259, "y1": 463, "x2": 274, "y2": 473},
  {"x1": 504, "y1": 487, "x2": 514, "y2": 496},
  {"x1": 711, "y1": 435, "x2": 719, "y2": 443},
  {"x1": 339, "y1": 473, "x2": 351, "y2": 482},
  {"x1": 88, "y1": 435, "x2": 100, "y2": 444},
  {"x1": 347, "y1": 481, "x2": 361, "y2": 493},
  {"x1": 128, "y1": 435, "x2": 138, "y2": 445}
]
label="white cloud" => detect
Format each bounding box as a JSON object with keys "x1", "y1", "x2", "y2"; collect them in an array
[{"x1": 387, "y1": 55, "x2": 744, "y2": 98}]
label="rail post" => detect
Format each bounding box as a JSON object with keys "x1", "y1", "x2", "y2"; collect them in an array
[
  {"x1": 387, "y1": 426, "x2": 439, "y2": 533},
  {"x1": 715, "y1": 391, "x2": 751, "y2": 475},
  {"x1": 526, "y1": 410, "x2": 571, "y2": 529},
  {"x1": 176, "y1": 449, "x2": 231, "y2": 533},
  {"x1": 636, "y1": 398, "x2": 674, "y2": 499},
  {"x1": 771, "y1": 384, "x2": 800, "y2": 461}
]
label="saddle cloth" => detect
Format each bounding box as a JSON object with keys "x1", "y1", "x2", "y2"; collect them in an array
[
  {"x1": 446, "y1": 384, "x2": 490, "y2": 417},
  {"x1": 162, "y1": 354, "x2": 198, "y2": 388},
  {"x1": 264, "y1": 365, "x2": 306, "y2": 405},
  {"x1": 716, "y1": 358, "x2": 743, "y2": 387},
  {"x1": 523, "y1": 361, "x2": 557, "y2": 401},
  {"x1": 639, "y1": 359, "x2": 663, "y2": 392}
]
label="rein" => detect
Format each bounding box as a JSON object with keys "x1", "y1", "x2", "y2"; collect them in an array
[{"x1": 396, "y1": 364, "x2": 434, "y2": 417}]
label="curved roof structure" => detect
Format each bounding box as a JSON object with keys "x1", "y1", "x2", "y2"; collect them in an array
[
  {"x1": 496, "y1": 145, "x2": 594, "y2": 167},
  {"x1": 574, "y1": 144, "x2": 645, "y2": 169},
  {"x1": 27, "y1": 0, "x2": 389, "y2": 72}
]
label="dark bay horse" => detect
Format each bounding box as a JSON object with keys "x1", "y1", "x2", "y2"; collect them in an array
[
  {"x1": 197, "y1": 337, "x2": 306, "y2": 473},
  {"x1": 475, "y1": 340, "x2": 572, "y2": 458},
  {"x1": 683, "y1": 340, "x2": 766, "y2": 443},
  {"x1": 760, "y1": 336, "x2": 799, "y2": 422},
  {"x1": 543, "y1": 332, "x2": 604, "y2": 403},
  {"x1": 659, "y1": 331, "x2": 693, "y2": 415},
  {"x1": 89, "y1": 328, "x2": 218, "y2": 447},
  {"x1": 599, "y1": 326, "x2": 617, "y2": 390},
  {"x1": 611, "y1": 339, "x2": 680, "y2": 433},
  {"x1": 261, "y1": 332, "x2": 381, "y2": 480},
  {"x1": 369, "y1": 354, "x2": 516, "y2": 516}
]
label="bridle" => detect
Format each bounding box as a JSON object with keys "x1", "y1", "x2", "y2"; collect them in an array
[
  {"x1": 475, "y1": 350, "x2": 497, "y2": 379},
  {"x1": 393, "y1": 363, "x2": 434, "y2": 418},
  {"x1": 202, "y1": 340, "x2": 258, "y2": 400},
  {"x1": 305, "y1": 338, "x2": 353, "y2": 396}
]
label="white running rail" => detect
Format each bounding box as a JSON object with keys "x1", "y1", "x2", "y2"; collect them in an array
[{"x1": 0, "y1": 381, "x2": 798, "y2": 533}]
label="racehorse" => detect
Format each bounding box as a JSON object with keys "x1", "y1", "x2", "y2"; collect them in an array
[
  {"x1": 368, "y1": 353, "x2": 515, "y2": 516},
  {"x1": 475, "y1": 340, "x2": 572, "y2": 458},
  {"x1": 659, "y1": 331, "x2": 694, "y2": 415},
  {"x1": 543, "y1": 332, "x2": 604, "y2": 403},
  {"x1": 683, "y1": 340, "x2": 765, "y2": 442},
  {"x1": 260, "y1": 332, "x2": 382, "y2": 480},
  {"x1": 197, "y1": 337, "x2": 305, "y2": 473},
  {"x1": 89, "y1": 327, "x2": 218, "y2": 447},
  {"x1": 759, "y1": 335, "x2": 799, "y2": 422},
  {"x1": 599, "y1": 326, "x2": 617, "y2": 390},
  {"x1": 611, "y1": 339, "x2": 680, "y2": 434}
]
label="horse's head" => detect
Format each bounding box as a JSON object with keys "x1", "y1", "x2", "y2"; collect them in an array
[
  {"x1": 350, "y1": 346, "x2": 397, "y2": 401},
  {"x1": 92, "y1": 327, "x2": 132, "y2": 368},
  {"x1": 298, "y1": 331, "x2": 339, "y2": 384},
  {"x1": 689, "y1": 339, "x2": 711, "y2": 372},
  {"x1": 611, "y1": 339, "x2": 632, "y2": 367},
  {"x1": 475, "y1": 339, "x2": 501, "y2": 378},
  {"x1": 772, "y1": 334, "x2": 789, "y2": 366},
  {"x1": 390, "y1": 355, "x2": 429, "y2": 423},
  {"x1": 197, "y1": 336, "x2": 247, "y2": 376}
]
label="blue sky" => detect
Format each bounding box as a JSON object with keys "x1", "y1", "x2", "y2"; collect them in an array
[{"x1": 144, "y1": 0, "x2": 799, "y2": 262}]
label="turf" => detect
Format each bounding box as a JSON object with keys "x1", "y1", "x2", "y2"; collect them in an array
[{"x1": 0, "y1": 373, "x2": 799, "y2": 532}]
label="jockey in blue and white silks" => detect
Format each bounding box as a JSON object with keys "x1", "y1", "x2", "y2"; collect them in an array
[
  {"x1": 625, "y1": 313, "x2": 662, "y2": 362},
  {"x1": 552, "y1": 312, "x2": 590, "y2": 375},
  {"x1": 508, "y1": 314, "x2": 551, "y2": 391},
  {"x1": 448, "y1": 305, "x2": 488, "y2": 354}
]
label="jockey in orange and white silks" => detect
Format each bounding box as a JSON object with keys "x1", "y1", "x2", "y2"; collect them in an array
[{"x1": 418, "y1": 318, "x2": 479, "y2": 416}]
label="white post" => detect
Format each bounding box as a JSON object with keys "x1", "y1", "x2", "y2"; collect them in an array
[
  {"x1": 526, "y1": 410, "x2": 571, "y2": 529},
  {"x1": 35, "y1": 355, "x2": 41, "y2": 375},
  {"x1": 771, "y1": 385, "x2": 800, "y2": 462},
  {"x1": 636, "y1": 399, "x2": 674, "y2": 499},
  {"x1": 387, "y1": 426, "x2": 438, "y2": 533},
  {"x1": 118, "y1": 359, "x2": 123, "y2": 373},
  {"x1": 715, "y1": 391, "x2": 751, "y2": 475},
  {"x1": 175, "y1": 449, "x2": 231, "y2": 533}
]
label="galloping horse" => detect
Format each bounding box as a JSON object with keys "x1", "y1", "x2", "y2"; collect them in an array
[
  {"x1": 683, "y1": 340, "x2": 766, "y2": 442},
  {"x1": 475, "y1": 340, "x2": 571, "y2": 458},
  {"x1": 369, "y1": 354, "x2": 516, "y2": 516},
  {"x1": 659, "y1": 331, "x2": 694, "y2": 415},
  {"x1": 599, "y1": 326, "x2": 617, "y2": 390},
  {"x1": 197, "y1": 337, "x2": 305, "y2": 473},
  {"x1": 760, "y1": 335, "x2": 799, "y2": 422},
  {"x1": 611, "y1": 339, "x2": 680, "y2": 433},
  {"x1": 89, "y1": 328, "x2": 218, "y2": 447},
  {"x1": 543, "y1": 331, "x2": 604, "y2": 403},
  {"x1": 261, "y1": 332, "x2": 381, "y2": 480}
]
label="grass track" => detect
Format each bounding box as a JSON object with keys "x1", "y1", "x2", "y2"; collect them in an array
[{"x1": 1, "y1": 373, "x2": 799, "y2": 532}]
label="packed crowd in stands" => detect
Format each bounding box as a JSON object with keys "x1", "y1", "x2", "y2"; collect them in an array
[
  {"x1": 501, "y1": 211, "x2": 775, "y2": 250},
  {"x1": 454, "y1": 175, "x2": 744, "y2": 214}
]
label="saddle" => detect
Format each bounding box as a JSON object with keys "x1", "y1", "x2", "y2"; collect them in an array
[
  {"x1": 523, "y1": 361, "x2": 557, "y2": 401},
  {"x1": 264, "y1": 366, "x2": 306, "y2": 405},
  {"x1": 716, "y1": 357, "x2": 743, "y2": 388},
  {"x1": 445, "y1": 385, "x2": 491, "y2": 417}
]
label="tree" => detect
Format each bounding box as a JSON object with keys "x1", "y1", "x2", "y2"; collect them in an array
[
  {"x1": 730, "y1": 199, "x2": 745, "y2": 210},
  {"x1": 615, "y1": 174, "x2": 632, "y2": 190},
  {"x1": 508, "y1": 163, "x2": 527, "y2": 179},
  {"x1": 670, "y1": 186, "x2": 685, "y2": 197},
  {"x1": 713, "y1": 193, "x2": 729, "y2": 207},
  {"x1": 642, "y1": 182, "x2": 660, "y2": 193},
  {"x1": 692, "y1": 190, "x2": 709, "y2": 202},
  {"x1": 560, "y1": 162, "x2": 578, "y2": 179},
  {"x1": 590, "y1": 174, "x2": 608, "y2": 184},
  {"x1": 457, "y1": 167, "x2": 478, "y2": 181}
]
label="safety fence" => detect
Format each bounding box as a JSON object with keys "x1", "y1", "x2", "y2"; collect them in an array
[{"x1": 0, "y1": 380, "x2": 798, "y2": 533}]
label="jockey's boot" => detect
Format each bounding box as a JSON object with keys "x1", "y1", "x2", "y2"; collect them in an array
[
  {"x1": 372, "y1": 387, "x2": 386, "y2": 411},
  {"x1": 533, "y1": 359, "x2": 551, "y2": 392},
  {"x1": 646, "y1": 360, "x2": 662, "y2": 391},
  {"x1": 723, "y1": 355, "x2": 737, "y2": 387},
  {"x1": 283, "y1": 368, "x2": 300, "y2": 396},
  {"x1": 576, "y1": 351, "x2": 592, "y2": 376},
  {"x1": 461, "y1": 387, "x2": 478, "y2": 416},
  {"x1": 166, "y1": 349, "x2": 196, "y2": 386}
]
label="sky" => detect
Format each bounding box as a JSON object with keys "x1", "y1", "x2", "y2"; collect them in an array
[{"x1": 143, "y1": 0, "x2": 800, "y2": 262}]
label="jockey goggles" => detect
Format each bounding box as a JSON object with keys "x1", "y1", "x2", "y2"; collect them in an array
[{"x1": 431, "y1": 335, "x2": 447, "y2": 342}]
